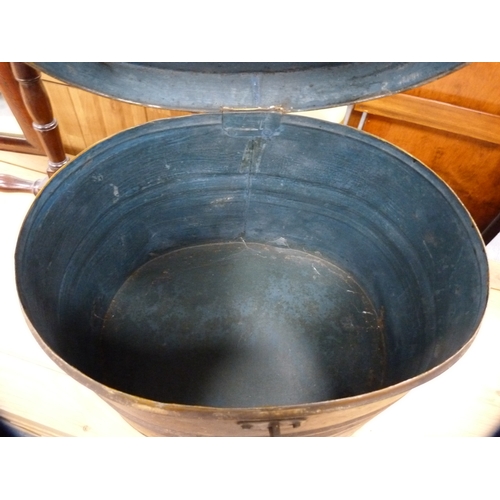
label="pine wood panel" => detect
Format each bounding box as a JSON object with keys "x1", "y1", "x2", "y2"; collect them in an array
[
  {"x1": 99, "y1": 97, "x2": 148, "y2": 137},
  {"x1": 42, "y1": 80, "x2": 87, "y2": 154},
  {"x1": 145, "y1": 107, "x2": 192, "y2": 121},
  {"x1": 40, "y1": 74, "x2": 192, "y2": 156},
  {"x1": 66, "y1": 85, "x2": 110, "y2": 149}
]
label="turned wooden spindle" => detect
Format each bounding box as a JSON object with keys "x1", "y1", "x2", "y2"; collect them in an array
[
  {"x1": 10, "y1": 62, "x2": 69, "y2": 177},
  {"x1": 0, "y1": 62, "x2": 43, "y2": 153}
]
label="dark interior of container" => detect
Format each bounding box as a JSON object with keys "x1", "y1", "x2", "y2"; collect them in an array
[{"x1": 16, "y1": 113, "x2": 488, "y2": 408}]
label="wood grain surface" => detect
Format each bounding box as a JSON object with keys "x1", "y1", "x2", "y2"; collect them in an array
[
  {"x1": 41, "y1": 74, "x2": 191, "y2": 156},
  {"x1": 356, "y1": 93, "x2": 500, "y2": 146}
]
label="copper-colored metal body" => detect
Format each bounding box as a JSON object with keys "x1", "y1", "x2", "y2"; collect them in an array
[{"x1": 24, "y1": 310, "x2": 479, "y2": 436}]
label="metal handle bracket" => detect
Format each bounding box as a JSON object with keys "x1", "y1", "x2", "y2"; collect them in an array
[{"x1": 237, "y1": 418, "x2": 306, "y2": 436}]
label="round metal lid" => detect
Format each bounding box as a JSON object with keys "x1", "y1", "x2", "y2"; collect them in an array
[{"x1": 33, "y1": 62, "x2": 464, "y2": 112}]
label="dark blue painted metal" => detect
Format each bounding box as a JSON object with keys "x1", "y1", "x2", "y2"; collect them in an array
[
  {"x1": 32, "y1": 62, "x2": 465, "y2": 111},
  {"x1": 15, "y1": 113, "x2": 488, "y2": 415}
]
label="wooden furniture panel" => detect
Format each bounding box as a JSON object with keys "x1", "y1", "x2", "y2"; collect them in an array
[
  {"x1": 41, "y1": 74, "x2": 192, "y2": 156},
  {"x1": 145, "y1": 107, "x2": 193, "y2": 121},
  {"x1": 40, "y1": 80, "x2": 87, "y2": 154},
  {"x1": 356, "y1": 93, "x2": 500, "y2": 145},
  {"x1": 66, "y1": 86, "x2": 111, "y2": 149},
  {"x1": 350, "y1": 63, "x2": 500, "y2": 241},
  {"x1": 100, "y1": 96, "x2": 148, "y2": 137}
]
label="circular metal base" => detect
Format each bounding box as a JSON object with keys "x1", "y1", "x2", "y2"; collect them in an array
[{"x1": 102, "y1": 242, "x2": 385, "y2": 407}]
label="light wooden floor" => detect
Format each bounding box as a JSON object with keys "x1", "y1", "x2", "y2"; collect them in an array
[{"x1": 1, "y1": 150, "x2": 500, "y2": 437}]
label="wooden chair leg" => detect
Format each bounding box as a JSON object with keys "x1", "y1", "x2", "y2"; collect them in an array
[
  {"x1": 10, "y1": 62, "x2": 69, "y2": 177},
  {"x1": 0, "y1": 62, "x2": 43, "y2": 154}
]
